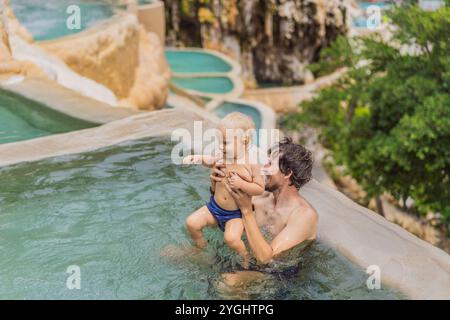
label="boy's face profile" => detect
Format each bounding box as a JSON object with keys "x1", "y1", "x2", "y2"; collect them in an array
[{"x1": 218, "y1": 126, "x2": 248, "y2": 161}]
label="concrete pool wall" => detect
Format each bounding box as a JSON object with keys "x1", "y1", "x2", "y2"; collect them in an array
[
  {"x1": 0, "y1": 77, "x2": 139, "y2": 125},
  {"x1": 0, "y1": 76, "x2": 141, "y2": 144},
  {"x1": 0, "y1": 86, "x2": 97, "y2": 144},
  {"x1": 0, "y1": 106, "x2": 449, "y2": 299}
]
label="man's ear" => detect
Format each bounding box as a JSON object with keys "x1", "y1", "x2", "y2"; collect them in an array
[{"x1": 284, "y1": 169, "x2": 293, "y2": 182}]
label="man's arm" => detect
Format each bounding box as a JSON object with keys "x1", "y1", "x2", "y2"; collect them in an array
[
  {"x1": 224, "y1": 184, "x2": 316, "y2": 264},
  {"x1": 240, "y1": 205, "x2": 275, "y2": 264},
  {"x1": 268, "y1": 209, "x2": 316, "y2": 259},
  {"x1": 242, "y1": 207, "x2": 316, "y2": 264}
]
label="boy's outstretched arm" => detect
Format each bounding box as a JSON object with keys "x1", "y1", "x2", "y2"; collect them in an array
[{"x1": 182, "y1": 154, "x2": 219, "y2": 168}]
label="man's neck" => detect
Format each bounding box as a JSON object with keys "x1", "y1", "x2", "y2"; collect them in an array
[{"x1": 272, "y1": 183, "x2": 299, "y2": 206}]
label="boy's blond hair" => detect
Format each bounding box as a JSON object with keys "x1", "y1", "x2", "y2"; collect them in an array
[
  {"x1": 219, "y1": 112, "x2": 255, "y2": 145},
  {"x1": 219, "y1": 112, "x2": 255, "y2": 132}
]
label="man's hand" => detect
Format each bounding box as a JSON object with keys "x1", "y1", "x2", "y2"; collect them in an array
[
  {"x1": 210, "y1": 162, "x2": 226, "y2": 183},
  {"x1": 182, "y1": 155, "x2": 202, "y2": 165},
  {"x1": 224, "y1": 175, "x2": 252, "y2": 214}
]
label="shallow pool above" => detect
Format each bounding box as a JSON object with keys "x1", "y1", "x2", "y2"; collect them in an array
[
  {"x1": 0, "y1": 137, "x2": 403, "y2": 299},
  {"x1": 10, "y1": 0, "x2": 121, "y2": 41},
  {"x1": 165, "y1": 50, "x2": 233, "y2": 74},
  {"x1": 171, "y1": 77, "x2": 235, "y2": 95},
  {"x1": 0, "y1": 90, "x2": 96, "y2": 144}
]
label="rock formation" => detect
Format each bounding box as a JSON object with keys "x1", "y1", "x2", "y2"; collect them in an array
[
  {"x1": 40, "y1": 13, "x2": 171, "y2": 110},
  {"x1": 0, "y1": 0, "x2": 117, "y2": 105},
  {"x1": 0, "y1": 2, "x2": 45, "y2": 78},
  {"x1": 164, "y1": 0, "x2": 351, "y2": 87},
  {"x1": 1, "y1": 0, "x2": 170, "y2": 110}
]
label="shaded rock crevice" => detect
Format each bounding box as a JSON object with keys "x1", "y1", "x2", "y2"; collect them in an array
[{"x1": 164, "y1": 0, "x2": 350, "y2": 86}]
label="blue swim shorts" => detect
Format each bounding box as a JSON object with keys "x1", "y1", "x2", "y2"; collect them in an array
[{"x1": 206, "y1": 196, "x2": 242, "y2": 232}]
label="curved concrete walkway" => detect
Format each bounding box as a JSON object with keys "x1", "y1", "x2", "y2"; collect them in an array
[
  {"x1": 243, "y1": 68, "x2": 347, "y2": 113},
  {"x1": 0, "y1": 77, "x2": 139, "y2": 124},
  {"x1": 0, "y1": 108, "x2": 211, "y2": 167},
  {"x1": 304, "y1": 179, "x2": 450, "y2": 300},
  {"x1": 172, "y1": 74, "x2": 244, "y2": 100}
]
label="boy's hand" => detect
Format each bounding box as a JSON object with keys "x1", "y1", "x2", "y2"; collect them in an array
[
  {"x1": 182, "y1": 155, "x2": 202, "y2": 165},
  {"x1": 228, "y1": 172, "x2": 245, "y2": 189}
]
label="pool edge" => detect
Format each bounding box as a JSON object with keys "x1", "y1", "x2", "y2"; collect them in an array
[{"x1": 0, "y1": 77, "x2": 139, "y2": 125}]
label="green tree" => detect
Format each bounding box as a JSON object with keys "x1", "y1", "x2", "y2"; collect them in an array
[{"x1": 285, "y1": 4, "x2": 450, "y2": 222}]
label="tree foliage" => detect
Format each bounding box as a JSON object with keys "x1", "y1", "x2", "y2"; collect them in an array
[{"x1": 285, "y1": 4, "x2": 450, "y2": 221}]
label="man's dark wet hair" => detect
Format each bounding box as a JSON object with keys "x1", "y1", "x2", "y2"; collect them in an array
[{"x1": 270, "y1": 137, "x2": 313, "y2": 190}]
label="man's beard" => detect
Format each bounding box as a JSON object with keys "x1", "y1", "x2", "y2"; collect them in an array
[{"x1": 265, "y1": 181, "x2": 280, "y2": 193}]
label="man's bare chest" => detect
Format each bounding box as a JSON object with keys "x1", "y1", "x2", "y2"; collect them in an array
[{"x1": 254, "y1": 202, "x2": 290, "y2": 236}]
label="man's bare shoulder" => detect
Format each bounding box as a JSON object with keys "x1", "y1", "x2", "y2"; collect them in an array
[
  {"x1": 289, "y1": 196, "x2": 318, "y2": 225},
  {"x1": 287, "y1": 198, "x2": 318, "y2": 241}
]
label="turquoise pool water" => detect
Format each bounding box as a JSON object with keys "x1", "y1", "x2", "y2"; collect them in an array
[
  {"x1": 358, "y1": 1, "x2": 390, "y2": 10},
  {"x1": 165, "y1": 50, "x2": 232, "y2": 74},
  {"x1": 166, "y1": 49, "x2": 237, "y2": 96},
  {"x1": 0, "y1": 90, "x2": 96, "y2": 144},
  {"x1": 172, "y1": 77, "x2": 234, "y2": 94},
  {"x1": 214, "y1": 102, "x2": 262, "y2": 130},
  {"x1": 0, "y1": 137, "x2": 403, "y2": 299},
  {"x1": 10, "y1": 0, "x2": 122, "y2": 41}
]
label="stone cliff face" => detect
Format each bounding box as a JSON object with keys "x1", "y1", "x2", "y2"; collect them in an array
[
  {"x1": 40, "y1": 13, "x2": 171, "y2": 110},
  {"x1": 1, "y1": 0, "x2": 170, "y2": 110},
  {"x1": 164, "y1": 0, "x2": 350, "y2": 86},
  {"x1": 0, "y1": 0, "x2": 118, "y2": 106},
  {"x1": 0, "y1": 1, "x2": 45, "y2": 78}
]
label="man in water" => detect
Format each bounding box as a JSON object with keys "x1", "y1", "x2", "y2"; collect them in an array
[{"x1": 211, "y1": 137, "x2": 318, "y2": 288}]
